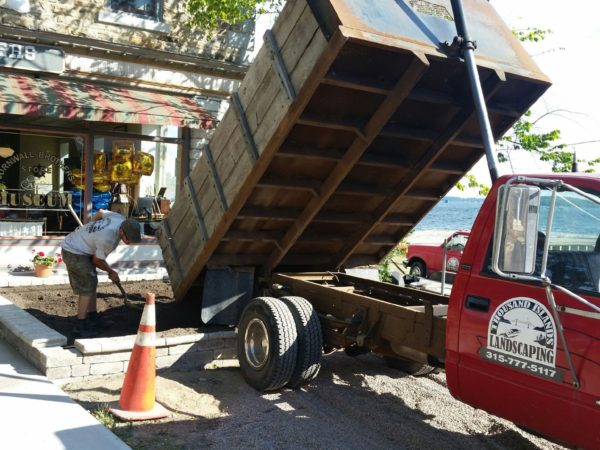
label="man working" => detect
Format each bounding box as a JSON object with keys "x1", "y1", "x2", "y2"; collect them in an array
[{"x1": 61, "y1": 209, "x2": 141, "y2": 337}]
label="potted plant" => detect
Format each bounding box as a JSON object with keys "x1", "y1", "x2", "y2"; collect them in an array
[{"x1": 31, "y1": 250, "x2": 62, "y2": 278}]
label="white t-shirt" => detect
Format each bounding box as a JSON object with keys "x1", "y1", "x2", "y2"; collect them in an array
[{"x1": 61, "y1": 211, "x2": 125, "y2": 260}]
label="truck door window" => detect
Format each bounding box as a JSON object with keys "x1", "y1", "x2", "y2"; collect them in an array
[
  {"x1": 446, "y1": 234, "x2": 468, "y2": 251},
  {"x1": 484, "y1": 186, "x2": 600, "y2": 297},
  {"x1": 543, "y1": 188, "x2": 600, "y2": 296}
]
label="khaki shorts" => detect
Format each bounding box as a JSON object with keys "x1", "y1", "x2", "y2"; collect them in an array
[{"x1": 62, "y1": 249, "x2": 98, "y2": 296}]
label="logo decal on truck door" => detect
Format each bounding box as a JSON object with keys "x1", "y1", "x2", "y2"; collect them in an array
[
  {"x1": 480, "y1": 297, "x2": 564, "y2": 382},
  {"x1": 447, "y1": 257, "x2": 460, "y2": 271}
]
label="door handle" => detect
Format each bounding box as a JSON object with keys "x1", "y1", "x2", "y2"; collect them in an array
[{"x1": 465, "y1": 295, "x2": 490, "y2": 312}]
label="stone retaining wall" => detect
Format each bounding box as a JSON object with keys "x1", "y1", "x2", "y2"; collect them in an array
[{"x1": 0, "y1": 295, "x2": 238, "y2": 385}]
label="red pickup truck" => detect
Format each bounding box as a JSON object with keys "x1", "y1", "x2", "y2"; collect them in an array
[
  {"x1": 268, "y1": 174, "x2": 600, "y2": 449},
  {"x1": 405, "y1": 230, "x2": 470, "y2": 277}
]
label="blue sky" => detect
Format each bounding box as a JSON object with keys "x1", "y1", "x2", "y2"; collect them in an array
[{"x1": 451, "y1": 0, "x2": 600, "y2": 195}]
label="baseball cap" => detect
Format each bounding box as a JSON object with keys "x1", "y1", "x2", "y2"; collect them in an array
[{"x1": 121, "y1": 219, "x2": 142, "y2": 243}]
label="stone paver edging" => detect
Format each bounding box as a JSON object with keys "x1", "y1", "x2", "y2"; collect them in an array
[{"x1": 0, "y1": 295, "x2": 238, "y2": 385}]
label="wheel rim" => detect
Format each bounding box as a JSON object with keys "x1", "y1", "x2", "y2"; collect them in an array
[
  {"x1": 244, "y1": 318, "x2": 270, "y2": 369},
  {"x1": 411, "y1": 265, "x2": 422, "y2": 276}
]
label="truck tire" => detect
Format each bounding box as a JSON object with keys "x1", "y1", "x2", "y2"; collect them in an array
[
  {"x1": 280, "y1": 296, "x2": 323, "y2": 388},
  {"x1": 238, "y1": 297, "x2": 298, "y2": 391},
  {"x1": 409, "y1": 260, "x2": 426, "y2": 277},
  {"x1": 384, "y1": 356, "x2": 438, "y2": 377}
]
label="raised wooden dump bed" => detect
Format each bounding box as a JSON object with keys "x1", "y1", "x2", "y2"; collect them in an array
[{"x1": 160, "y1": 0, "x2": 550, "y2": 301}]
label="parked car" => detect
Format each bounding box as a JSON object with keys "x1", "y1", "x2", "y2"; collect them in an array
[{"x1": 404, "y1": 230, "x2": 470, "y2": 277}]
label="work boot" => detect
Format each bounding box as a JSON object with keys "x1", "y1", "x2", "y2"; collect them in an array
[
  {"x1": 73, "y1": 319, "x2": 97, "y2": 339},
  {"x1": 88, "y1": 311, "x2": 115, "y2": 329}
]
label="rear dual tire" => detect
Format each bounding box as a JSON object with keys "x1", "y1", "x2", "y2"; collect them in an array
[
  {"x1": 238, "y1": 296, "x2": 322, "y2": 391},
  {"x1": 279, "y1": 296, "x2": 323, "y2": 388}
]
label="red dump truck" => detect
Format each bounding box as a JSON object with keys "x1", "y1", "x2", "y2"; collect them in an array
[{"x1": 159, "y1": 0, "x2": 599, "y2": 447}]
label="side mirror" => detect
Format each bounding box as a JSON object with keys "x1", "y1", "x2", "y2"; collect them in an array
[{"x1": 492, "y1": 184, "x2": 541, "y2": 275}]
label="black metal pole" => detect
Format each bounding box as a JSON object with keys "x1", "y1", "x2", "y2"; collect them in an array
[
  {"x1": 450, "y1": 0, "x2": 499, "y2": 183},
  {"x1": 83, "y1": 133, "x2": 94, "y2": 224}
]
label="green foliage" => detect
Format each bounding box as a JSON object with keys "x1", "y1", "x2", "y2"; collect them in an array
[
  {"x1": 92, "y1": 404, "x2": 117, "y2": 429},
  {"x1": 31, "y1": 249, "x2": 62, "y2": 267},
  {"x1": 378, "y1": 245, "x2": 406, "y2": 283},
  {"x1": 500, "y1": 110, "x2": 578, "y2": 172},
  {"x1": 186, "y1": 0, "x2": 282, "y2": 33},
  {"x1": 455, "y1": 173, "x2": 490, "y2": 196},
  {"x1": 584, "y1": 157, "x2": 600, "y2": 173},
  {"x1": 455, "y1": 24, "x2": 597, "y2": 187},
  {"x1": 512, "y1": 27, "x2": 551, "y2": 42}
]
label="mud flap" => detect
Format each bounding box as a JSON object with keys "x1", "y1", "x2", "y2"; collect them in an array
[{"x1": 200, "y1": 267, "x2": 255, "y2": 325}]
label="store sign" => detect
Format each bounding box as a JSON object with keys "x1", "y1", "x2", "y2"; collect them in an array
[
  {"x1": 0, "y1": 190, "x2": 72, "y2": 209},
  {"x1": 0, "y1": 151, "x2": 75, "y2": 185},
  {"x1": 0, "y1": 40, "x2": 65, "y2": 74}
]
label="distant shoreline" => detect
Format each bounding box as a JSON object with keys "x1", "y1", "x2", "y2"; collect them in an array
[
  {"x1": 405, "y1": 229, "x2": 596, "y2": 247},
  {"x1": 405, "y1": 229, "x2": 458, "y2": 245}
]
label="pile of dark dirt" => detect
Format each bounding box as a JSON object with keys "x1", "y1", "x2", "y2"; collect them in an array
[{"x1": 0, "y1": 280, "x2": 213, "y2": 342}]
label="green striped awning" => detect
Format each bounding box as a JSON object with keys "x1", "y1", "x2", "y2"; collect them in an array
[{"x1": 0, "y1": 73, "x2": 213, "y2": 129}]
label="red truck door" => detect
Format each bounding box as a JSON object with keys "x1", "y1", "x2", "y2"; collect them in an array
[
  {"x1": 447, "y1": 178, "x2": 600, "y2": 449},
  {"x1": 443, "y1": 232, "x2": 469, "y2": 272}
]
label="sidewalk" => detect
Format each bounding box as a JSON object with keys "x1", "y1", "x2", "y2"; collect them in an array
[
  {"x1": 0, "y1": 264, "x2": 167, "y2": 449},
  {"x1": 0, "y1": 338, "x2": 130, "y2": 449}
]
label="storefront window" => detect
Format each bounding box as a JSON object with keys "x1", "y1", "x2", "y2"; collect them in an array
[
  {"x1": 0, "y1": 124, "x2": 180, "y2": 237},
  {"x1": 139, "y1": 125, "x2": 178, "y2": 203},
  {"x1": 0, "y1": 130, "x2": 83, "y2": 236}
]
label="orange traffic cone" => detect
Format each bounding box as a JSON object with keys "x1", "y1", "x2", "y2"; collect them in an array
[{"x1": 110, "y1": 292, "x2": 169, "y2": 421}]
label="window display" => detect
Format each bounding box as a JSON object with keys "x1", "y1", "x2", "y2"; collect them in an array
[{"x1": 0, "y1": 129, "x2": 170, "y2": 237}]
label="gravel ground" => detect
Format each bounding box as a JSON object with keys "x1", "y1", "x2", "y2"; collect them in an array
[{"x1": 63, "y1": 351, "x2": 564, "y2": 450}]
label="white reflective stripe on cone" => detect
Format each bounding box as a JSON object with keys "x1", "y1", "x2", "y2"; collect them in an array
[
  {"x1": 135, "y1": 331, "x2": 156, "y2": 347},
  {"x1": 140, "y1": 304, "x2": 156, "y2": 326}
]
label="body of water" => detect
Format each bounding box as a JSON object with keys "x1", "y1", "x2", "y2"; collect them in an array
[
  {"x1": 414, "y1": 197, "x2": 484, "y2": 232},
  {"x1": 411, "y1": 192, "x2": 600, "y2": 245}
]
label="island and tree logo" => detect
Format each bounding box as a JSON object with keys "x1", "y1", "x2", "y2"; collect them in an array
[{"x1": 480, "y1": 297, "x2": 563, "y2": 382}]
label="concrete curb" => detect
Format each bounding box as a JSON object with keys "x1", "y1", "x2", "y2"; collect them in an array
[
  {"x1": 0, "y1": 294, "x2": 239, "y2": 385},
  {"x1": 0, "y1": 268, "x2": 169, "y2": 287}
]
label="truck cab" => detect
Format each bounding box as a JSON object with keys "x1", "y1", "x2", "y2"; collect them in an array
[{"x1": 446, "y1": 174, "x2": 600, "y2": 449}]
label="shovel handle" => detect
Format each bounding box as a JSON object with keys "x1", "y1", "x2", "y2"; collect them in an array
[{"x1": 115, "y1": 281, "x2": 129, "y2": 304}]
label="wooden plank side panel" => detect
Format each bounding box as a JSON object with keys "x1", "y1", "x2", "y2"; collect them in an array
[
  {"x1": 210, "y1": 2, "x2": 310, "y2": 165},
  {"x1": 219, "y1": 27, "x2": 329, "y2": 213},
  {"x1": 219, "y1": 5, "x2": 322, "y2": 174},
  {"x1": 174, "y1": 30, "x2": 339, "y2": 299},
  {"x1": 167, "y1": 155, "x2": 212, "y2": 236},
  {"x1": 215, "y1": 125, "x2": 245, "y2": 177},
  {"x1": 162, "y1": 0, "x2": 311, "y2": 286},
  {"x1": 172, "y1": 160, "x2": 217, "y2": 268},
  {"x1": 249, "y1": 35, "x2": 329, "y2": 169},
  {"x1": 159, "y1": 216, "x2": 183, "y2": 288},
  {"x1": 237, "y1": 0, "x2": 308, "y2": 107},
  {"x1": 206, "y1": 106, "x2": 239, "y2": 168},
  {"x1": 182, "y1": 4, "x2": 323, "y2": 271},
  {"x1": 199, "y1": 15, "x2": 327, "y2": 266}
]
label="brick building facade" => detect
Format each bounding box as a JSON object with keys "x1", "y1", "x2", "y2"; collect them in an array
[{"x1": 0, "y1": 0, "x2": 270, "y2": 237}]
